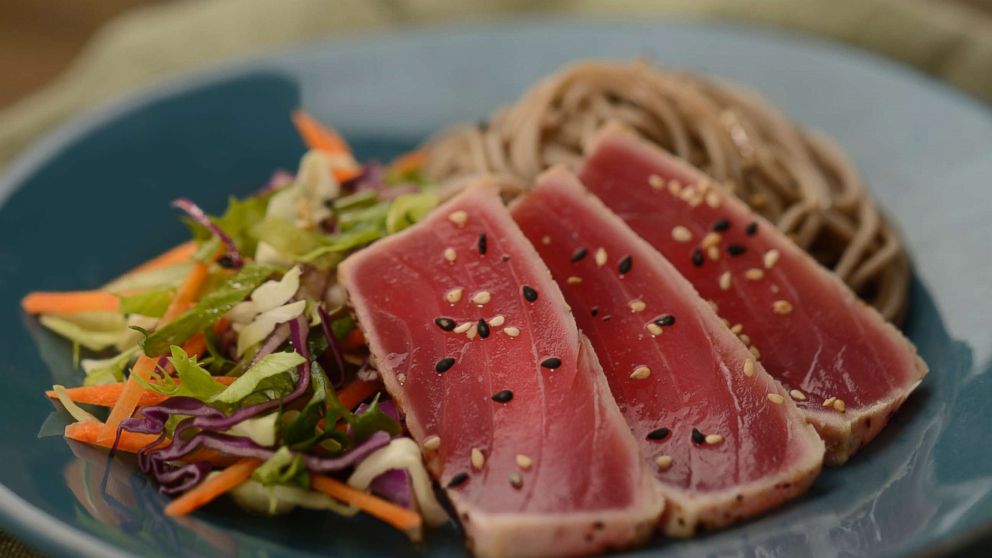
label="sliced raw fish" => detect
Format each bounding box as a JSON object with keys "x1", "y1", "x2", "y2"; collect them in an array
[
  {"x1": 339, "y1": 179, "x2": 661, "y2": 557},
  {"x1": 579, "y1": 124, "x2": 928, "y2": 465},
  {"x1": 512, "y1": 168, "x2": 824, "y2": 535}
]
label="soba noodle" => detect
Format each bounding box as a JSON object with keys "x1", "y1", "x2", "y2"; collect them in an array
[{"x1": 420, "y1": 60, "x2": 909, "y2": 323}]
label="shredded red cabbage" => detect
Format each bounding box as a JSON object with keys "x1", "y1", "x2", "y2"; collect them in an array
[
  {"x1": 117, "y1": 316, "x2": 392, "y2": 494},
  {"x1": 171, "y1": 197, "x2": 243, "y2": 268},
  {"x1": 317, "y1": 305, "x2": 346, "y2": 388},
  {"x1": 249, "y1": 322, "x2": 291, "y2": 367},
  {"x1": 369, "y1": 469, "x2": 413, "y2": 509}
]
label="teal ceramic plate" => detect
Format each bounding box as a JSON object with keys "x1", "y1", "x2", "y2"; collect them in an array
[{"x1": 1, "y1": 21, "x2": 990, "y2": 558}]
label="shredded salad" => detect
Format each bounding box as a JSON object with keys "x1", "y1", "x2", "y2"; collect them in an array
[{"x1": 24, "y1": 111, "x2": 444, "y2": 541}]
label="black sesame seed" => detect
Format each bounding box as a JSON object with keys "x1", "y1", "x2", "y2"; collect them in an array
[
  {"x1": 654, "y1": 314, "x2": 676, "y2": 327},
  {"x1": 217, "y1": 255, "x2": 237, "y2": 269},
  {"x1": 435, "y1": 357, "x2": 455, "y2": 373},
  {"x1": 745, "y1": 222, "x2": 758, "y2": 236},
  {"x1": 618, "y1": 255, "x2": 633, "y2": 275},
  {"x1": 691, "y1": 248, "x2": 704, "y2": 267},
  {"x1": 501, "y1": 254, "x2": 510, "y2": 262},
  {"x1": 492, "y1": 389, "x2": 513, "y2": 403},
  {"x1": 447, "y1": 472, "x2": 470, "y2": 488},
  {"x1": 478, "y1": 233, "x2": 487, "y2": 255},
  {"x1": 691, "y1": 428, "x2": 706, "y2": 444},
  {"x1": 590, "y1": 306, "x2": 600, "y2": 317},
  {"x1": 522, "y1": 285, "x2": 538, "y2": 302},
  {"x1": 477, "y1": 319, "x2": 490, "y2": 339},
  {"x1": 727, "y1": 244, "x2": 747, "y2": 256},
  {"x1": 541, "y1": 357, "x2": 562, "y2": 369},
  {"x1": 570, "y1": 247, "x2": 588, "y2": 263},
  {"x1": 646, "y1": 427, "x2": 671, "y2": 440},
  {"x1": 434, "y1": 317, "x2": 456, "y2": 331},
  {"x1": 712, "y1": 219, "x2": 731, "y2": 232}
]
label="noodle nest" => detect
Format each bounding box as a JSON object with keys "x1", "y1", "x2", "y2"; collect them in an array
[{"x1": 421, "y1": 60, "x2": 909, "y2": 323}]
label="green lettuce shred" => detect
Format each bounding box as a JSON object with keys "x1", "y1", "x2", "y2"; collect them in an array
[
  {"x1": 134, "y1": 346, "x2": 227, "y2": 400},
  {"x1": 141, "y1": 263, "x2": 275, "y2": 356}
]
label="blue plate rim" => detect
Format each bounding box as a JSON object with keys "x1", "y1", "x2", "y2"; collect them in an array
[{"x1": 0, "y1": 18, "x2": 988, "y2": 558}]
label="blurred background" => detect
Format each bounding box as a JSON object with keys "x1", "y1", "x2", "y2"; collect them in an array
[
  {"x1": 0, "y1": 0, "x2": 990, "y2": 555},
  {"x1": 1, "y1": 0, "x2": 991, "y2": 172}
]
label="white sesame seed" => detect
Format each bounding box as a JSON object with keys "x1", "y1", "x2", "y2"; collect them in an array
[
  {"x1": 648, "y1": 174, "x2": 665, "y2": 189},
  {"x1": 489, "y1": 315, "x2": 505, "y2": 327},
  {"x1": 679, "y1": 185, "x2": 696, "y2": 202},
  {"x1": 668, "y1": 180, "x2": 683, "y2": 195},
  {"x1": 719, "y1": 271, "x2": 732, "y2": 291},
  {"x1": 503, "y1": 326, "x2": 520, "y2": 337},
  {"x1": 444, "y1": 247, "x2": 457, "y2": 263},
  {"x1": 541, "y1": 235, "x2": 551, "y2": 245},
  {"x1": 594, "y1": 247, "x2": 608, "y2": 267},
  {"x1": 630, "y1": 366, "x2": 652, "y2": 380},
  {"x1": 749, "y1": 345, "x2": 761, "y2": 359},
  {"x1": 705, "y1": 192, "x2": 721, "y2": 208},
  {"x1": 822, "y1": 396, "x2": 837, "y2": 408},
  {"x1": 767, "y1": 393, "x2": 785, "y2": 405},
  {"x1": 833, "y1": 399, "x2": 846, "y2": 413},
  {"x1": 743, "y1": 359, "x2": 755, "y2": 377},
  {"x1": 705, "y1": 434, "x2": 724, "y2": 445},
  {"x1": 509, "y1": 472, "x2": 523, "y2": 489},
  {"x1": 471, "y1": 291, "x2": 492, "y2": 305},
  {"x1": 422, "y1": 435, "x2": 441, "y2": 451},
  {"x1": 516, "y1": 454, "x2": 533, "y2": 469},
  {"x1": 397, "y1": 373, "x2": 407, "y2": 385},
  {"x1": 764, "y1": 249, "x2": 780, "y2": 269},
  {"x1": 708, "y1": 246, "x2": 721, "y2": 261},
  {"x1": 629, "y1": 299, "x2": 647, "y2": 313},
  {"x1": 466, "y1": 324, "x2": 478, "y2": 340},
  {"x1": 790, "y1": 389, "x2": 807, "y2": 401},
  {"x1": 772, "y1": 300, "x2": 793, "y2": 315},
  {"x1": 730, "y1": 323, "x2": 744, "y2": 335},
  {"x1": 655, "y1": 455, "x2": 673, "y2": 470},
  {"x1": 645, "y1": 323, "x2": 663, "y2": 336},
  {"x1": 567, "y1": 276, "x2": 583, "y2": 285},
  {"x1": 739, "y1": 334, "x2": 751, "y2": 345},
  {"x1": 471, "y1": 448, "x2": 485, "y2": 470},
  {"x1": 702, "y1": 232, "x2": 722, "y2": 249},
  {"x1": 445, "y1": 287, "x2": 464, "y2": 303},
  {"x1": 745, "y1": 268, "x2": 764, "y2": 281},
  {"x1": 448, "y1": 210, "x2": 468, "y2": 227},
  {"x1": 672, "y1": 226, "x2": 692, "y2": 242},
  {"x1": 453, "y1": 322, "x2": 473, "y2": 334}
]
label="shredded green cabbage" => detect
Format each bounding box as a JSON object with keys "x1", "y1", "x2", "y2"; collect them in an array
[
  {"x1": 210, "y1": 351, "x2": 306, "y2": 404},
  {"x1": 119, "y1": 288, "x2": 173, "y2": 318},
  {"x1": 39, "y1": 314, "x2": 127, "y2": 352},
  {"x1": 81, "y1": 346, "x2": 139, "y2": 385},
  {"x1": 52, "y1": 385, "x2": 100, "y2": 423},
  {"x1": 386, "y1": 193, "x2": 438, "y2": 234}
]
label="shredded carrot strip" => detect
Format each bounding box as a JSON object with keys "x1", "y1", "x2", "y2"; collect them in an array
[
  {"x1": 127, "y1": 240, "x2": 197, "y2": 275},
  {"x1": 46, "y1": 376, "x2": 238, "y2": 408},
  {"x1": 310, "y1": 474, "x2": 423, "y2": 542},
  {"x1": 341, "y1": 328, "x2": 366, "y2": 351},
  {"x1": 337, "y1": 380, "x2": 383, "y2": 411},
  {"x1": 65, "y1": 421, "x2": 164, "y2": 453},
  {"x1": 21, "y1": 291, "x2": 120, "y2": 315},
  {"x1": 388, "y1": 149, "x2": 426, "y2": 175},
  {"x1": 290, "y1": 110, "x2": 362, "y2": 182},
  {"x1": 164, "y1": 458, "x2": 261, "y2": 517},
  {"x1": 99, "y1": 261, "x2": 210, "y2": 442}
]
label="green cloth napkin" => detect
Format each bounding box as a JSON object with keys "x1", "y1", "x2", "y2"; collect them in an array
[{"x1": 1, "y1": 0, "x2": 990, "y2": 556}]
